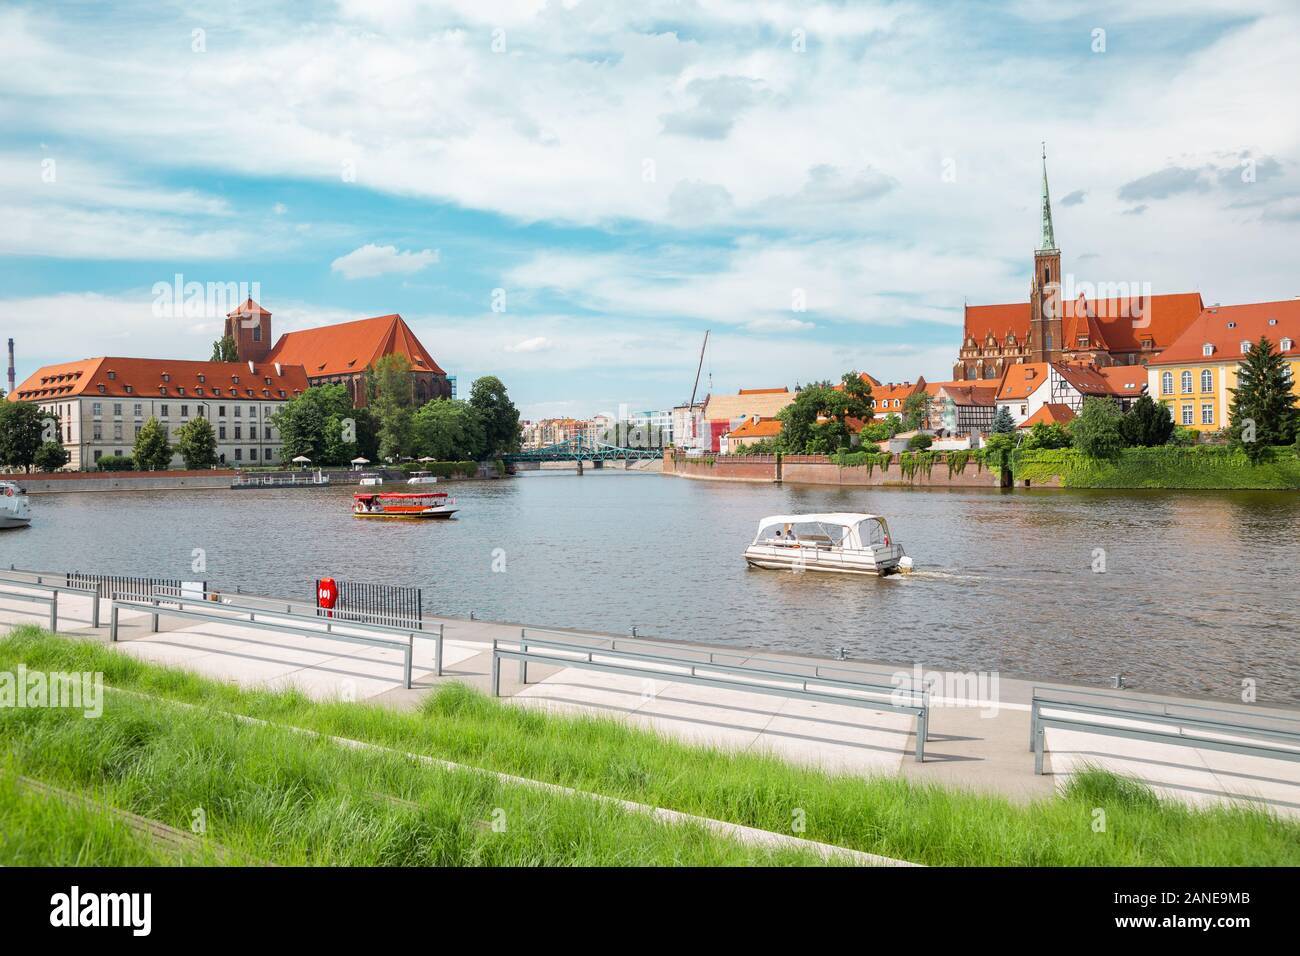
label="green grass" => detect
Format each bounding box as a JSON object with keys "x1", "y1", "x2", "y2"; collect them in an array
[
  {"x1": 0, "y1": 669, "x2": 821, "y2": 867},
  {"x1": 1015, "y1": 446, "x2": 1300, "y2": 489},
  {"x1": 3, "y1": 627, "x2": 1298, "y2": 866}
]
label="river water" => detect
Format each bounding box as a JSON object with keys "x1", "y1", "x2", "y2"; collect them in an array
[{"x1": 3, "y1": 471, "x2": 1297, "y2": 702}]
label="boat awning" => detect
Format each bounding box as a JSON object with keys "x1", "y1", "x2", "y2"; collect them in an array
[{"x1": 755, "y1": 513, "x2": 882, "y2": 529}]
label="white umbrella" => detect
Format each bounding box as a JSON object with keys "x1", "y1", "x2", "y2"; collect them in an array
[
  {"x1": 291, "y1": 455, "x2": 312, "y2": 465},
  {"x1": 350, "y1": 457, "x2": 370, "y2": 469},
  {"x1": 417, "y1": 457, "x2": 435, "y2": 463}
]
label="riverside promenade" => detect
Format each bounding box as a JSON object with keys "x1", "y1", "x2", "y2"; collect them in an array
[{"x1": 2, "y1": 577, "x2": 1298, "y2": 817}]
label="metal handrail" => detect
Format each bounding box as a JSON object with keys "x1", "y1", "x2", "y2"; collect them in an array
[
  {"x1": 1030, "y1": 692, "x2": 1300, "y2": 751},
  {"x1": 1032, "y1": 712, "x2": 1300, "y2": 775},
  {"x1": 519, "y1": 624, "x2": 933, "y2": 696},
  {"x1": 493, "y1": 639, "x2": 929, "y2": 762},
  {"x1": 109, "y1": 596, "x2": 419, "y2": 689},
  {"x1": 149, "y1": 586, "x2": 426, "y2": 635},
  {"x1": 0, "y1": 587, "x2": 57, "y2": 631},
  {"x1": 517, "y1": 631, "x2": 927, "y2": 709},
  {"x1": 1031, "y1": 683, "x2": 1300, "y2": 727},
  {"x1": 0, "y1": 574, "x2": 101, "y2": 628},
  {"x1": 140, "y1": 590, "x2": 445, "y2": 677}
]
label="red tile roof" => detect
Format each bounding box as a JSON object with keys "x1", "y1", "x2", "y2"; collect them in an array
[
  {"x1": 965, "y1": 293, "x2": 1204, "y2": 353},
  {"x1": 9, "y1": 357, "x2": 309, "y2": 403},
  {"x1": 1019, "y1": 403, "x2": 1076, "y2": 428},
  {"x1": 935, "y1": 384, "x2": 998, "y2": 406},
  {"x1": 1098, "y1": 364, "x2": 1148, "y2": 396},
  {"x1": 267, "y1": 314, "x2": 445, "y2": 378},
  {"x1": 996, "y1": 363, "x2": 1049, "y2": 401},
  {"x1": 728, "y1": 416, "x2": 783, "y2": 439},
  {"x1": 227, "y1": 297, "x2": 271, "y2": 317},
  {"x1": 737, "y1": 387, "x2": 790, "y2": 395},
  {"x1": 1148, "y1": 298, "x2": 1300, "y2": 366}
]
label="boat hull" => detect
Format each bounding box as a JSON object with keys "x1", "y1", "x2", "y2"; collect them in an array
[
  {"x1": 353, "y1": 509, "x2": 457, "y2": 520},
  {"x1": 0, "y1": 516, "x2": 31, "y2": 530},
  {"x1": 743, "y1": 544, "x2": 901, "y2": 577}
]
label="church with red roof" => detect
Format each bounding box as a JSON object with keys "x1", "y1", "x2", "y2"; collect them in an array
[
  {"x1": 954, "y1": 148, "x2": 1204, "y2": 381},
  {"x1": 223, "y1": 299, "x2": 450, "y2": 406}
]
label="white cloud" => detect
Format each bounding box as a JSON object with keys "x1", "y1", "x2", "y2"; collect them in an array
[
  {"x1": 330, "y1": 243, "x2": 441, "y2": 279},
  {"x1": 504, "y1": 336, "x2": 553, "y2": 353}
]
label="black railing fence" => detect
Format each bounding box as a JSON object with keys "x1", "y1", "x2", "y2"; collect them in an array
[{"x1": 317, "y1": 578, "x2": 423, "y2": 630}]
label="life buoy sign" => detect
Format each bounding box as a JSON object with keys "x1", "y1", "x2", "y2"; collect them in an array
[{"x1": 317, "y1": 578, "x2": 338, "y2": 617}]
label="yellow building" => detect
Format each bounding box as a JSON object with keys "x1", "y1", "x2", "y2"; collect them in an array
[{"x1": 1147, "y1": 300, "x2": 1300, "y2": 432}]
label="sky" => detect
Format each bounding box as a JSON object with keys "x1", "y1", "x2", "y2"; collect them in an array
[{"x1": 2, "y1": 0, "x2": 1298, "y2": 420}]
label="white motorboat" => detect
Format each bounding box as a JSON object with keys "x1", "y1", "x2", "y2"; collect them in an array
[
  {"x1": 407, "y1": 471, "x2": 439, "y2": 486},
  {"x1": 358, "y1": 473, "x2": 384, "y2": 486},
  {"x1": 744, "y1": 513, "x2": 908, "y2": 577},
  {"x1": 0, "y1": 481, "x2": 31, "y2": 530}
]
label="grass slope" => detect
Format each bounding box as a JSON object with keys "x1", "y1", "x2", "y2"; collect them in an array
[
  {"x1": 1016, "y1": 446, "x2": 1300, "y2": 489},
  {"x1": 3, "y1": 627, "x2": 1298, "y2": 866}
]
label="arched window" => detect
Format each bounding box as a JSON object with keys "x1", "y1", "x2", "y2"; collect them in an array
[
  {"x1": 1180, "y1": 370, "x2": 1192, "y2": 393},
  {"x1": 1161, "y1": 371, "x2": 1173, "y2": 394},
  {"x1": 1200, "y1": 369, "x2": 1213, "y2": 392}
]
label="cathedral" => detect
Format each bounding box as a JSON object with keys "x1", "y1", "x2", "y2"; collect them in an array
[{"x1": 954, "y1": 149, "x2": 1204, "y2": 381}]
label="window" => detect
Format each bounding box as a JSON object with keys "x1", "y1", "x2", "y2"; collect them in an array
[
  {"x1": 92, "y1": 402, "x2": 102, "y2": 415},
  {"x1": 234, "y1": 448, "x2": 242, "y2": 461},
  {"x1": 250, "y1": 425, "x2": 258, "y2": 440},
  {"x1": 219, "y1": 426, "x2": 227, "y2": 440},
  {"x1": 1161, "y1": 371, "x2": 1173, "y2": 394},
  {"x1": 181, "y1": 405, "x2": 189, "y2": 418},
  {"x1": 250, "y1": 448, "x2": 258, "y2": 460},
  {"x1": 1200, "y1": 370, "x2": 1213, "y2": 392},
  {"x1": 93, "y1": 423, "x2": 102, "y2": 439},
  {"x1": 93, "y1": 450, "x2": 102, "y2": 462},
  {"x1": 113, "y1": 424, "x2": 122, "y2": 440},
  {"x1": 160, "y1": 404, "x2": 169, "y2": 417},
  {"x1": 249, "y1": 405, "x2": 257, "y2": 417},
  {"x1": 1202, "y1": 343, "x2": 1214, "y2": 356},
  {"x1": 1181, "y1": 405, "x2": 1193, "y2": 425},
  {"x1": 114, "y1": 403, "x2": 122, "y2": 415},
  {"x1": 1180, "y1": 371, "x2": 1192, "y2": 394},
  {"x1": 1201, "y1": 404, "x2": 1214, "y2": 425},
  {"x1": 234, "y1": 426, "x2": 242, "y2": 440},
  {"x1": 1241, "y1": 341, "x2": 1251, "y2": 354},
  {"x1": 133, "y1": 404, "x2": 142, "y2": 416},
  {"x1": 219, "y1": 405, "x2": 227, "y2": 417},
  {"x1": 1282, "y1": 338, "x2": 1294, "y2": 352},
  {"x1": 124, "y1": 385, "x2": 133, "y2": 394},
  {"x1": 134, "y1": 425, "x2": 142, "y2": 437},
  {"x1": 234, "y1": 407, "x2": 241, "y2": 417},
  {"x1": 253, "y1": 326, "x2": 262, "y2": 342}
]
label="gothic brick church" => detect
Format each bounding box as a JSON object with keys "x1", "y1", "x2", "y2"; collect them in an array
[
  {"x1": 954, "y1": 150, "x2": 1204, "y2": 381},
  {"x1": 222, "y1": 300, "x2": 450, "y2": 406}
]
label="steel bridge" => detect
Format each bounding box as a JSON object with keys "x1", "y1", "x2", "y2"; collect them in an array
[{"x1": 505, "y1": 435, "x2": 664, "y2": 463}]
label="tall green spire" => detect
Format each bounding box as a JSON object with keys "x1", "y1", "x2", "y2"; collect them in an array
[{"x1": 1039, "y1": 142, "x2": 1057, "y2": 251}]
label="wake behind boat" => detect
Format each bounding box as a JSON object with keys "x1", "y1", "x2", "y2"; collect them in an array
[
  {"x1": 744, "y1": 513, "x2": 909, "y2": 577},
  {"x1": 353, "y1": 491, "x2": 458, "y2": 520}
]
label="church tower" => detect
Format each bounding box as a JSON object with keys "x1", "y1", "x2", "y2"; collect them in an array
[
  {"x1": 1028, "y1": 145, "x2": 1063, "y2": 364},
  {"x1": 223, "y1": 298, "x2": 273, "y2": 363}
]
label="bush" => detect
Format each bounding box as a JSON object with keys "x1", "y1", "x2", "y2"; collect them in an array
[
  {"x1": 97, "y1": 456, "x2": 135, "y2": 472},
  {"x1": 1169, "y1": 426, "x2": 1199, "y2": 447},
  {"x1": 906, "y1": 433, "x2": 934, "y2": 451}
]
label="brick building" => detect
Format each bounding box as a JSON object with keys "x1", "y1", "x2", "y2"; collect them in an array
[{"x1": 224, "y1": 300, "x2": 450, "y2": 406}]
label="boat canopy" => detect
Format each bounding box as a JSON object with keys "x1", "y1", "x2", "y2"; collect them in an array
[{"x1": 751, "y1": 513, "x2": 890, "y2": 548}]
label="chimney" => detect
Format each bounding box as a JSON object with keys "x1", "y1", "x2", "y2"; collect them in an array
[{"x1": 6, "y1": 338, "x2": 13, "y2": 394}]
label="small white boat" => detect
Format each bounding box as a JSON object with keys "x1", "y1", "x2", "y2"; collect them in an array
[
  {"x1": 358, "y1": 473, "x2": 384, "y2": 487},
  {"x1": 0, "y1": 481, "x2": 32, "y2": 530},
  {"x1": 407, "y1": 471, "x2": 439, "y2": 486},
  {"x1": 744, "y1": 513, "x2": 906, "y2": 577}
]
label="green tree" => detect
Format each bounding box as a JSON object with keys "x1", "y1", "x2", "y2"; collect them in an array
[
  {"x1": 1119, "y1": 393, "x2": 1174, "y2": 447},
  {"x1": 175, "y1": 416, "x2": 218, "y2": 469},
  {"x1": 1021, "y1": 421, "x2": 1071, "y2": 450},
  {"x1": 902, "y1": 391, "x2": 931, "y2": 431},
  {"x1": 133, "y1": 417, "x2": 173, "y2": 471},
  {"x1": 906, "y1": 432, "x2": 934, "y2": 450},
  {"x1": 776, "y1": 373, "x2": 875, "y2": 454},
  {"x1": 369, "y1": 355, "x2": 416, "y2": 462},
  {"x1": 271, "y1": 384, "x2": 357, "y2": 464},
  {"x1": 1229, "y1": 336, "x2": 1300, "y2": 463},
  {"x1": 210, "y1": 335, "x2": 238, "y2": 362},
  {"x1": 982, "y1": 432, "x2": 1016, "y2": 475},
  {"x1": 991, "y1": 406, "x2": 1016, "y2": 434},
  {"x1": 1071, "y1": 397, "x2": 1125, "y2": 460},
  {"x1": 469, "y1": 375, "x2": 521, "y2": 457},
  {"x1": 0, "y1": 403, "x2": 51, "y2": 473},
  {"x1": 412, "y1": 399, "x2": 487, "y2": 461},
  {"x1": 33, "y1": 440, "x2": 70, "y2": 472}
]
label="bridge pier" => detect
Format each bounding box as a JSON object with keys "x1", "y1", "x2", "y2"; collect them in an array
[{"x1": 576, "y1": 459, "x2": 583, "y2": 475}]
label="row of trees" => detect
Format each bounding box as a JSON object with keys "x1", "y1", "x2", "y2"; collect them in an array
[{"x1": 272, "y1": 363, "x2": 520, "y2": 466}]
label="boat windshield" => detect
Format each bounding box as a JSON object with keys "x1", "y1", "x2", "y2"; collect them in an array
[
  {"x1": 757, "y1": 520, "x2": 852, "y2": 548},
  {"x1": 857, "y1": 517, "x2": 890, "y2": 547}
]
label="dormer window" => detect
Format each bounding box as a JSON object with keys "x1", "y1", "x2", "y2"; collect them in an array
[
  {"x1": 1268, "y1": 318, "x2": 1278, "y2": 326},
  {"x1": 107, "y1": 371, "x2": 116, "y2": 380},
  {"x1": 159, "y1": 386, "x2": 168, "y2": 395},
  {"x1": 97, "y1": 384, "x2": 106, "y2": 393},
  {"x1": 162, "y1": 373, "x2": 170, "y2": 382},
  {"x1": 231, "y1": 375, "x2": 239, "y2": 384},
  {"x1": 1241, "y1": 341, "x2": 1252, "y2": 354},
  {"x1": 124, "y1": 385, "x2": 133, "y2": 394},
  {"x1": 1282, "y1": 337, "x2": 1294, "y2": 352},
  {"x1": 1227, "y1": 321, "x2": 1237, "y2": 329},
  {"x1": 198, "y1": 374, "x2": 206, "y2": 383}
]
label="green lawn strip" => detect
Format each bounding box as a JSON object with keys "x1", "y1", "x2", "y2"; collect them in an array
[
  {"x1": 3, "y1": 627, "x2": 1297, "y2": 865},
  {"x1": 0, "y1": 668, "x2": 822, "y2": 866}
]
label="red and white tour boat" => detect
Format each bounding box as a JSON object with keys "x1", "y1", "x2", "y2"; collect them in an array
[{"x1": 353, "y1": 491, "x2": 458, "y2": 520}]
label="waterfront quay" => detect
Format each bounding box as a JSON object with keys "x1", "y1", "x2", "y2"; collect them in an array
[{"x1": 2, "y1": 571, "x2": 1297, "y2": 819}]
